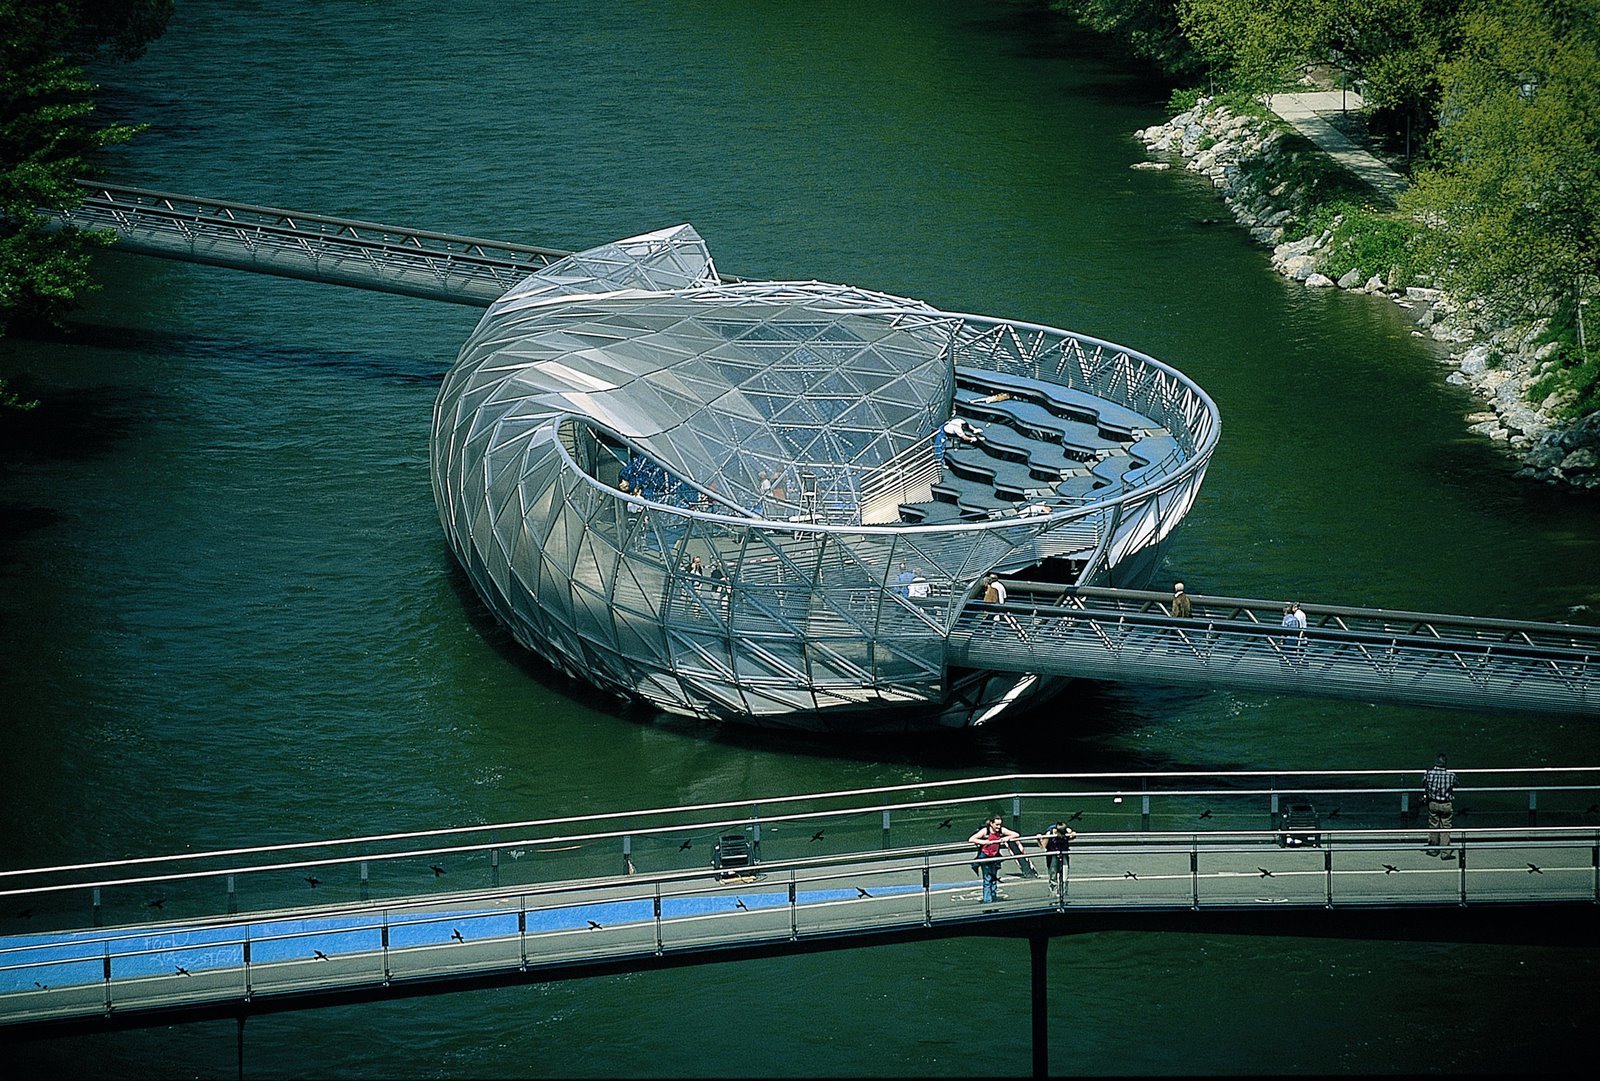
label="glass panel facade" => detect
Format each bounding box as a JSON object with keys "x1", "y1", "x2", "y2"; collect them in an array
[{"x1": 432, "y1": 227, "x2": 1220, "y2": 727}]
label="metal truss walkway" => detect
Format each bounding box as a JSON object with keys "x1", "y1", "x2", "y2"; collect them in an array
[
  {"x1": 46, "y1": 183, "x2": 585, "y2": 306},
  {"x1": 3, "y1": 769, "x2": 1598, "y2": 1042},
  {"x1": 950, "y1": 584, "x2": 1600, "y2": 717}
]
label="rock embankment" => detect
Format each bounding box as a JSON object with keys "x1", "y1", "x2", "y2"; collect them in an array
[{"x1": 1134, "y1": 98, "x2": 1599, "y2": 489}]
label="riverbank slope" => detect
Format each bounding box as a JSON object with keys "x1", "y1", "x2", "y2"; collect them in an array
[{"x1": 1135, "y1": 96, "x2": 1600, "y2": 490}]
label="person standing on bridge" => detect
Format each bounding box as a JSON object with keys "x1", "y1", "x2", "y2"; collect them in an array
[
  {"x1": 1038, "y1": 821, "x2": 1077, "y2": 901},
  {"x1": 1170, "y1": 582, "x2": 1192, "y2": 619},
  {"x1": 969, "y1": 815, "x2": 1020, "y2": 904},
  {"x1": 1424, "y1": 753, "x2": 1458, "y2": 857}
]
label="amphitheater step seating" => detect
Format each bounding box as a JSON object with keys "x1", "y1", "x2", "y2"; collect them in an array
[
  {"x1": 899, "y1": 370, "x2": 1181, "y2": 524},
  {"x1": 955, "y1": 389, "x2": 1121, "y2": 460},
  {"x1": 954, "y1": 366, "x2": 1151, "y2": 439}
]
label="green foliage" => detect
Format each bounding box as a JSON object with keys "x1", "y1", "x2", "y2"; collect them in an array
[
  {"x1": 1316, "y1": 203, "x2": 1428, "y2": 286},
  {"x1": 1050, "y1": 0, "x2": 1203, "y2": 78},
  {"x1": 1527, "y1": 296, "x2": 1600, "y2": 418},
  {"x1": 1167, "y1": 87, "x2": 1203, "y2": 113},
  {"x1": 0, "y1": 376, "x2": 38, "y2": 411},
  {"x1": 1179, "y1": 0, "x2": 1317, "y2": 96},
  {"x1": 1403, "y1": 0, "x2": 1600, "y2": 319},
  {"x1": 0, "y1": 0, "x2": 169, "y2": 338}
]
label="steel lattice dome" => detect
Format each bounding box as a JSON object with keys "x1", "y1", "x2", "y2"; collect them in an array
[{"x1": 432, "y1": 227, "x2": 1218, "y2": 729}]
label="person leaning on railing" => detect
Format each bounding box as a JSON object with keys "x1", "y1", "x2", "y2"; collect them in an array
[{"x1": 1423, "y1": 753, "x2": 1458, "y2": 858}]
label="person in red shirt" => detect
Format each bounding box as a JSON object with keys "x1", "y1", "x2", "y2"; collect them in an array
[{"x1": 968, "y1": 814, "x2": 1020, "y2": 904}]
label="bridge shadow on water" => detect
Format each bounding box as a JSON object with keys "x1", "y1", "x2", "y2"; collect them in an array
[{"x1": 26, "y1": 320, "x2": 452, "y2": 387}]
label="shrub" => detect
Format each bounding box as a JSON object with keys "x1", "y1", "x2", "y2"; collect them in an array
[{"x1": 1317, "y1": 207, "x2": 1427, "y2": 287}]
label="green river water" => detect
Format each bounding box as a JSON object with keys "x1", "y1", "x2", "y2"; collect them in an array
[{"x1": 2, "y1": 0, "x2": 1598, "y2": 1075}]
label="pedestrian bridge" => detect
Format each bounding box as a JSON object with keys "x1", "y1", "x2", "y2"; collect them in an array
[
  {"x1": 47, "y1": 184, "x2": 1600, "y2": 722},
  {"x1": 4, "y1": 768, "x2": 1598, "y2": 1039},
  {"x1": 952, "y1": 584, "x2": 1599, "y2": 718}
]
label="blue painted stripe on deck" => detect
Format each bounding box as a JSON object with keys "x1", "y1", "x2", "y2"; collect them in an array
[{"x1": 0, "y1": 883, "x2": 938, "y2": 992}]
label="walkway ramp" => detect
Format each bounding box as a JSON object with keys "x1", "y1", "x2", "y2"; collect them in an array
[{"x1": 950, "y1": 584, "x2": 1599, "y2": 718}]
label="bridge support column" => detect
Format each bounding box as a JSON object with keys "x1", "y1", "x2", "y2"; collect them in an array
[{"x1": 1030, "y1": 933, "x2": 1049, "y2": 1079}]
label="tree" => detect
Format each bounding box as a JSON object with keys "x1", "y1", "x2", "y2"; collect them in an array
[
  {"x1": 1405, "y1": 0, "x2": 1600, "y2": 315},
  {"x1": 0, "y1": 1, "x2": 172, "y2": 337},
  {"x1": 1049, "y1": 1, "x2": 1204, "y2": 79}
]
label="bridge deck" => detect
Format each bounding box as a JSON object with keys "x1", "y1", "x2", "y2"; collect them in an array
[
  {"x1": 951, "y1": 584, "x2": 1600, "y2": 718},
  {"x1": 3, "y1": 769, "x2": 1598, "y2": 1032}
]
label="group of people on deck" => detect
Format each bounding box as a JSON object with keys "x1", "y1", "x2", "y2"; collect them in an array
[{"x1": 967, "y1": 815, "x2": 1076, "y2": 905}]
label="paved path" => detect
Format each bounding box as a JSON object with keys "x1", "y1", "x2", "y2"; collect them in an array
[{"x1": 1266, "y1": 91, "x2": 1408, "y2": 202}]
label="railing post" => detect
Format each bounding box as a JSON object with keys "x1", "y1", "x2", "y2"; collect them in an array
[
  {"x1": 519, "y1": 905, "x2": 528, "y2": 969},
  {"x1": 751, "y1": 814, "x2": 762, "y2": 863},
  {"x1": 491, "y1": 848, "x2": 500, "y2": 888},
  {"x1": 1012, "y1": 796, "x2": 1023, "y2": 835},
  {"x1": 622, "y1": 834, "x2": 633, "y2": 876},
  {"x1": 882, "y1": 809, "x2": 892, "y2": 851},
  {"x1": 1458, "y1": 844, "x2": 1469, "y2": 907},
  {"x1": 1190, "y1": 846, "x2": 1199, "y2": 910},
  {"x1": 922, "y1": 862, "x2": 932, "y2": 927},
  {"x1": 102, "y1": 943, "x2": 112, "y2": 1012},
  {"x1": 92, "y1": 886, "x2": 101, "y2": 928},
  {"x1": 1141, "y1": 793, "x2": 1150, "y2": 833},
  {"x1": 1528, "y1": 790, "x2": 1537, "y2": 827},
  {"x1": 1324, "y1": 847, "x2": 1334, "y2": 908},
  {"x1": 653, "y1": 887, "x2": 663, "y2": 956},
  {"x1": 380, "y1": 913, "x2": 391, "y2": 986},
  {"x1": 1400, "y1": 791, "x2": 1410, "y2": 820},
  {"x1": 227, "y1": 874, "x2": 237, "y2": 915},
  {"x1": 789, "y1": 873, "x2": 799, "y2": 941},
  {"x1": 242, "y1": 930, "x2": 252, "y2": 998},
  {"x1": 360, "y1": 861, "x2": 370, "y2": 902}
]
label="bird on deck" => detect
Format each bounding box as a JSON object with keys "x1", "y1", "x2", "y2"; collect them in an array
[
  {"x1": 175, "y1": 966, "x2": 191, "y2": 977},
  {"x1": 1257, "y1": 868, "x2": 1274, "y2": 878},
  {"x1": 450, "y1": 929, "x2": 465, "y2": 942},
  {"x1": 146, "y1": 898, "x2": 166, "y2": 910},
  {"x1": 810, "y1": 829, "x2": 825, "y2": 842},
  {"x1": 855, "y1": 887, "x2": 872, "y2": 898},
  {"x1": 313, "y1": 950, "x2": 330, "y2": 961},
  {"x1": 430, "y1": 865, "x2": 447, "y2": 878},
  {"x1": 1382, "y1": 864, "x2": 1399, "y2": 874},
  {"x1": 936, "y1": 818, "x2": 953, "y2": 829},
  {"x1": 1068, "y1": 811, "x2": 1083, "y2": 822},
  {"x1": 1198, "y1": 810, "x2": 1212, "y2": 820},
  {"x1": 734, "y1": 898, "x2": 749, "y2": 911},
  {"x1": 1123, "y1": 871, "x2": 1138, "y2": 880},
  {"x1": 678, "y1": 840, "x2": 693, "y2": 852},
  {"x1": 305, "y1": 876, "x2": 321, "y2": 888},
  {"x1": 1528, "y1": 863, "x2": 1544, "y2": 875},
  {"x1": 586, "y1": 920, "x2": 603, "y2": 930}
]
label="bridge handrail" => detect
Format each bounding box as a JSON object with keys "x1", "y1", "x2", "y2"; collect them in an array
[
  {"x1": 1004, "y1": 583, "x2": 1600, "y2": 642},
  {"x1": 68, "y1": 182, "x2": 575, "y2": 260},
  {"x1": 958, "y1": 600, "x2": 1600, "y2": 662},
  {"x1": 4, "y1": 824, "x2": 1597, "y2": 973},
  {"x1": 4, "y1": 770, "x2": 1599, "y2": 902}
]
